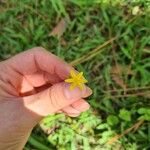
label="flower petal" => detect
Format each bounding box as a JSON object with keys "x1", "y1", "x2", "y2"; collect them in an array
[
  {"x1": 70, "y1": 70, "x2": 76, "y2": 78},
  {"x1": 82, "y1": 78, "x2": 88, "y2": 83},
  {"x1": 78, "y1": 83, "x2": 84, "y2": 90},
  {"x1": 70, "y1": 83, "x2": 76, "y2": 90},
  {"x1": 77, "y1": 72, "x2": 83, "y2": 79},
  {"x1": 65, "y1": 78, "x2": 74, "y2": 83},
  {"x1": 65, "y1": 70, "x2": 88, "y2": 90}
]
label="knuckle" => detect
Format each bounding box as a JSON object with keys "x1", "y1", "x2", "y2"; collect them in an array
[
  {"x1": 31, "y1": 47, "x2": 47, "y2": 54},
  {"x1": 51, "y1": 84, "x2": 66, "y2": 109},
  {"x1": 48, "y1": 87, "x2": 61, "y2": 110}
]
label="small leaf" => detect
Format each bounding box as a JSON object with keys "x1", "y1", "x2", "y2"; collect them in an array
[
  {"x1": 83, "y1": 138, "x2": 90, "y2": 150},
  {"x1": 144, "y1": 114, "x2": 150, "y2": 121},
  {"x1": 121, "y1": 47, "x2": 132, "y2": 59},
  {"x1": 96, "y1": 123, "x2": 109, "y2": 130},
  {"x1": 49, "y1": 18, "x2": 68, "y2": 38},
  {"x1": 119, "y1": 109, "x2": 131, "y2": 121},
  {"x1": 138, "y1": 108, "x2": 147, "y2": 114},
  {"x1": 138, "y1": 108, "x2": 150, "y2": 114},
  {"x1": 107, "y1": 115, "x2": 119, "y2": 126}
]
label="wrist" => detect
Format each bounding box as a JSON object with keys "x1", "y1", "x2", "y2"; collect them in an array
[{"x1": 0, "y1": 130, "x2": 32, "y2": 150}]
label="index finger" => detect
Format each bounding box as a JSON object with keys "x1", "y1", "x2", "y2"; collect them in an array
[{"x1": 6, "y1": 47, "x2": 74, "y2": 80}]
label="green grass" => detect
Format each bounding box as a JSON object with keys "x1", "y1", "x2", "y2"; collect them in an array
[{"x1": 1, "y1": 0, "x2": 150, "y2": 149}]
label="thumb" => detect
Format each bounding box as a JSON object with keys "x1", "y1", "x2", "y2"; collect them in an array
[{"x1": 23, "y1": 82, "x2": 92, "y2": 117}]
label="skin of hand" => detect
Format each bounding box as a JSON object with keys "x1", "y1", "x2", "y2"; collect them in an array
[{"x1": 0, "y1": 47, "x2": 92, "y2": 150}]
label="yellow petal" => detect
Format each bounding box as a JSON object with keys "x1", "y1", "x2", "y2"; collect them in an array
[
  {"x1": 78, "y1": 83, "x2": 84, "y2": 90},
  {"x1": 80, "y1": 77, "x2": 88, "y2": 83},
  {"x1": 70, "y1": 83, "x2": 76, "y2": 90},
  {"x1": 70, "y1": 70, "x2": 76, "y2": 78},
  {"x1": 65, "y1": 78, "x2": 74, "y2": 83},
  {"x1": 82, "y1": 78, "x2": 88, "y2": 83},
  {"x1": 65, "y1": 70, "x2": 88, "y2": 90},
  {"x1": 77, "y1": 72, "x2": 83, "y2": 79}
]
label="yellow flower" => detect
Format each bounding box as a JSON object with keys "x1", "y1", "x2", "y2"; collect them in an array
[{"x1": 65, "y1": 70, "x2": 88, "y2": 90}]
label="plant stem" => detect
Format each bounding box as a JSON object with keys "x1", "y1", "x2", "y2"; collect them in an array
[{"x1": 28, "y1": 136, "x2": 50, "y2": 150}]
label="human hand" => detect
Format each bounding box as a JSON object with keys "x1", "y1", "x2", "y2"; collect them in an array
[{"x1": 0, "y1": 47, "x2": 92, "y2": 150}]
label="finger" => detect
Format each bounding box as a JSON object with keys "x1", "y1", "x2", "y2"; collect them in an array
[
  {"x1": 23, "y1": 82, "x2": 92, "y2": 118},
  {"x1": 61, "y1": 99, "x2": 90, "y2": 117},
  {"x1": 43, "y1": 72, "x2": 62, "y2": 84},
  {"x1": 24, "y1": 72, "x2": 61, "y2": 88},
  {"x1": 24, "y1": 72, "x2": 46, "y2": 88},
  {"x1": 64, "y1": 113, "x2": 80, "y2": 117},
  {"x1": 61, "y1": 99, "x2": 90, "y2": 115},
  {"x1": 72, "y1": 99, "x2": 90, "y2": 112},
  {"x1": 62, "y1": 106, "x2": 80, "y2": 114},
  {"x1": 6, "y1": 47, "x2": 74, "y2": 80},
  {"x1": 21, "y1": 77, "x2": 34, "y2": 93},
  {"x1": 57, "y1": 110, "x2": 63, "y2": 113},
  {"x1": 62, "y1": 106, "x2": 80, "y2": 117}
]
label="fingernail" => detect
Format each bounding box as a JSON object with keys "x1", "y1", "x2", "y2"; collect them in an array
[
  {"x1": 80, "y1": 102, "x2": 90, "y2": 111},
  {"x1": 67, "y1": 113, "x2": 80, "y2": 117},
  {"x1": 85, "y1": 87, "x2": 92, "y2": 97}
]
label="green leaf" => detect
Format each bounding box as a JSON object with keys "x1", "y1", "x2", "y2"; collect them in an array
[
  {"x1": 28, "y1": 136, "x2": 50, "y2": 150},
  {"x1": 107, "y1": 115, "x2": 119, "y2": 126},
  {"x1": 83, "y1": 138, "x2": 90, "y2": 150},
  {"x1": 119, "y1": 109, "x2": 131, "y2": 121},
  {"x1": 121, "y1": 47, "x2": 132, "y2": 59},
  {"x1": 96, "y1": 123, "x2": 109, "y2": 130},
  {"x1": 138, "y1": 108, "x2": 147, "y2": 114},
  {"x1": 138, "y1": 108, "x2": 150, "y2": 115}
]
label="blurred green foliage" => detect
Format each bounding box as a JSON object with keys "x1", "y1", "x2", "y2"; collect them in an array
[{"x1": 1, "y1": 0, "x2": 150, "y2": 149}]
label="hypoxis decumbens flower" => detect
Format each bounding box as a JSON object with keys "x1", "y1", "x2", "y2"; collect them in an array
[{"x1": 65, "y1": 70, "x2": 88, "y2": 90}]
